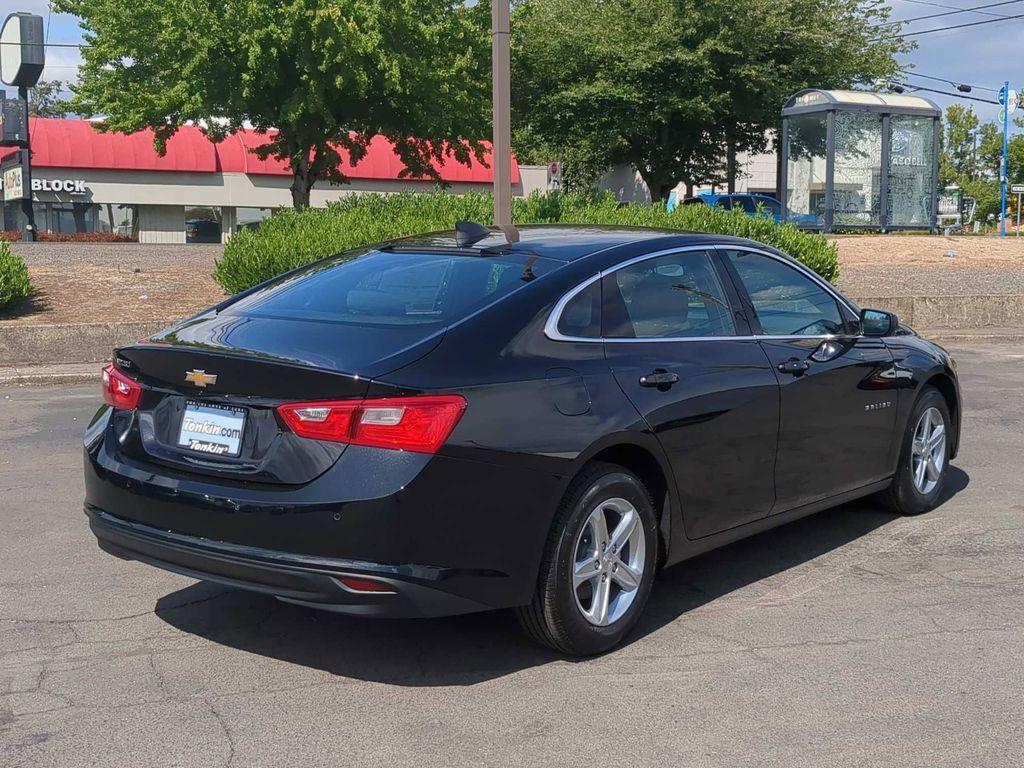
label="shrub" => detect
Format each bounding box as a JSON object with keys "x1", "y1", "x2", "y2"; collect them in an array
[
  {"x1": 0, "y1": 239, "x2": 32, "y2": 310},
  {"x1": 2, "y1": 230, "x2": 137, "y2": 243},
  {"x1": 214, "y1": 190, "x2": 839, "y2": 293}
]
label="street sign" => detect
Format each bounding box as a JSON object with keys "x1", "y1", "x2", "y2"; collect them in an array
[
  {"x1": 998, "y1": 106, "x2": 1007, "y2": 124},
  {"x1": 999, "y1": 84, "x2": 1009, "y2": 105},
  {"x1": 1012, "y1": 184, "x2": 1024, "y2": 194}
]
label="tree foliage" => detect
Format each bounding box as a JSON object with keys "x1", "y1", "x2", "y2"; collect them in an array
[
  {"x1": 56, "y1": 0, "x2": 491, "y2": 208},
  {"x1": 28, "y1": 80, "x2": 70, "y2": 118},
  {"x1": 939, "y1": 105, "x2": 1024, "y2": 222},
  {"x1": 512, "y1": 0, "x2": 911, "y2": 200}
]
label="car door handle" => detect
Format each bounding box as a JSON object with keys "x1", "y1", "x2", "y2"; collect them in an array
[
  {"x1": 778, "y1": 358, "x2": 811, "y2": 375},
  {"x1": 639, "y1": 370, "x2": 679, "y2": 388}
]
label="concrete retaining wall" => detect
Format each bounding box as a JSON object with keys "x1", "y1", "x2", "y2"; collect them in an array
[
  {"x1": 2, "y1": 295, "x2": 1023, "y2": 367},
  {"x1": 0, "y1": 322, "x2": 171, "y2": 366},
  {"x1": 850, "y1": 295, "x2": 1024, "y2": 330}
]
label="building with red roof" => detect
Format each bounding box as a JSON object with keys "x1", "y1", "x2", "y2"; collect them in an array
[{"x1": 1, "y1": 118, "x2": 543, "y2": 243}]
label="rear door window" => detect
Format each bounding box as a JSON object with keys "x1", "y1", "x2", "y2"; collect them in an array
[
  {"x1": 602, "y1": 250, "x2": 737, "y2": 339},
  {"x1": 224, "y1": 250, "x2": 557, "y2": 327}
]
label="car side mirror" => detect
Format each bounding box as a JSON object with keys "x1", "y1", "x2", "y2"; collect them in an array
[{"x1": 860, "y1": 308, "x2": 899, "y2": 337}]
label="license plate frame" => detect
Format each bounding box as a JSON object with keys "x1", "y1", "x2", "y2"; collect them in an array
[{"x1": 177, "y1": 401, "x2": 247, "y2": 458}]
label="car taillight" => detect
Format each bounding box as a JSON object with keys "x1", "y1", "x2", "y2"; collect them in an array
[
  {"x1": 276, "y1": 395, "x2": 466, "y2": 454},
  {"x1": 101, "y1": 363, "x2": 142, "y2": 410}
]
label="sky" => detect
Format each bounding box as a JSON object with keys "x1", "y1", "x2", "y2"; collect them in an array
[{"x1": 10, "y1": 0, "x2": 1024, "y2": 132}]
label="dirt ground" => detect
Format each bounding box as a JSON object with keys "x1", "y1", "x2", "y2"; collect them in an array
[
  {"x1": 1, "y1": 249, "x2": 226, "y2": 327},
  {"x1": 831, "y1": 234, "x2": 1024, "y2": 268},
  {"x1": 3, "y1": 235, "x2": 1024, "y2": 327}
]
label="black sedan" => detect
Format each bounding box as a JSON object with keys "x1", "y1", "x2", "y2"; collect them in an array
[{"x1": 85, "y1": 225, "x2": 960, "y2": 655}]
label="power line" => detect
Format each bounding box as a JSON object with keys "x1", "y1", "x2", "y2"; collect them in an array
[
  {"x1": 892, "y1": 0, "x2": 1017, "y2": 19},
  {"x1": 0, "y1": 41, "x2": 85, "y2": 49},
  {"x1": 882, "y1": 0, "x2": 1024, "y2": 26},
  {"x1": 901, "y1": 71, "x2": 999, "y2": 93},
  {"x1": 889, "y1": 11, "x2": 1024, "y2": 36},
  {"x1": 893, "y1": 82, "x2": 1000, "y2": 103}
]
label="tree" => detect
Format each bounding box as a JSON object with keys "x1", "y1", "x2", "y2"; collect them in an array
[
  {"x1": 28, "y1": 80, "x2": 70, "y2": 118},
  {"x1": 939, "y1": 104, "x2": 979, "y2": 186},
  {"x1": 512, "y1": 0, "x2": 910, "y2": 201},
  {"x1": 56, "y1": 0, "x2": 491, "y2": 208}
]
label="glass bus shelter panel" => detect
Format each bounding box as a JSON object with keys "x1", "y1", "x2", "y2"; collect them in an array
[
  {"x1": 832, "y1": 112, "x2": 884, "y2": 227},
  {"x1": 887, "y1": 115, "x2": 937, "y2": 227},
  {"x1": 785, "y1": 114, "x2": 827, "y2": 227}
]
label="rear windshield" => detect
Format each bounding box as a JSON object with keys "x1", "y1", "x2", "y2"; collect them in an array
[{"x1": 223, "y1": 249, "x2": 559, "y2": 327}]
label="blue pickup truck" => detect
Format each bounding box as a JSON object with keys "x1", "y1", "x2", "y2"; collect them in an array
[
  {"x1": 668, "y1": 191, "x2": 821, "y2": 227},
  {"x1": 668, "y1": 192, "x2": 783, "y2": 220}
]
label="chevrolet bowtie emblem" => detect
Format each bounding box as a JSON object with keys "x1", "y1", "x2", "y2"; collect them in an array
[{"x1": 184, "y1": 369, "x2": 218, "y2": 388}]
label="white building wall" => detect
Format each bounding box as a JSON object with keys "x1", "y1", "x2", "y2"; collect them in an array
[
  {"x1": 138, "y1": 205, "x2": 185, "y2": 244},
  {"x1": 518, "y1": 165, "x2": 549, "y2": 197},
  {"x1": 27, "y1": 168, "x2": 540, "y2": 210},
  {"x1": 733, "y1": 149, "x2": 779, "y2": 195},
  {"x1": 597, "y1": 166, "x2": 651, "y2": 204}
]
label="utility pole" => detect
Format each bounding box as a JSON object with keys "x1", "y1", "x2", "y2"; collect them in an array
[
  {"x1": 491, "y1": 0, "x2": 517, "y2": 241},
  {"x1": 1001, "y1": 80, "x2": 1010, "y2": 237}
]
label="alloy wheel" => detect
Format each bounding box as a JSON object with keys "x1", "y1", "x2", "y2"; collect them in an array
[
  {"x1": 571, "y1": 497, "x2": 646, "y2": 627},
  {"x1": 911, "y1": 406, "x2": 946, "y2": 495}
]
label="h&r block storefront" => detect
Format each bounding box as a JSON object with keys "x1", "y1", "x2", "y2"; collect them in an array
[{"x1": 2, "y1": 118, "x2": 543, "y2": 243}]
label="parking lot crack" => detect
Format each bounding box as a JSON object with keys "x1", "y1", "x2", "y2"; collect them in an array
[{"x1": 207, "y1": 700, "x2": 237, "y2": 768}]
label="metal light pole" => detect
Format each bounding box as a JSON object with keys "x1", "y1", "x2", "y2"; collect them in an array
[
  {"x1": 17, "y1": 85, "x2": 36, "y2": 241},
  {"x1": 491, "y1": 0, "x2": 517, "y2": 240}
]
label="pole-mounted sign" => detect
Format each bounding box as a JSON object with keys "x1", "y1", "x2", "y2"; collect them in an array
[
  {"x1": 0, "y1": 92, "x2": 29, "y2": 146},
  {"x1": 1, "y1": 150, "x2": 29, "y2": 200},
  {"x1": 0, "y1": 12, "x2": 44, "y2": 241},
  {"x1": 0, "y1": 13, "x2": 45, "y2": 88}
]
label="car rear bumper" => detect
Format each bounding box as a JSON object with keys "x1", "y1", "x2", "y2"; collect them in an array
[{"x1": 86, "y1": 505, "x2": 495, "y2": 618}]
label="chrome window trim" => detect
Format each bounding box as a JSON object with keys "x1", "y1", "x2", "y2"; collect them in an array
[{"x1": 543, "y1": 244, "x2": 858, "y2": 344}]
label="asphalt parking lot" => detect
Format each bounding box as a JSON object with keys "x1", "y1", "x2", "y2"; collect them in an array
[{"x1": 2, "y1": 343, "x2": 1023, "y2": 767}]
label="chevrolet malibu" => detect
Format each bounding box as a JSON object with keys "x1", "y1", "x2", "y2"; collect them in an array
[{"x1": 84, "y1": 225, "x2": 960, "y2": 655}]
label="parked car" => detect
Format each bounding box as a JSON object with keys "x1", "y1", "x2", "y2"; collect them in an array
[
  {"x1": 672, "y1": 192, "x2": 823, "y2": 229},
  {"x1": 684, "y1": 192, "x2": 782, "y2": 219},
  {"x1": 85, "y1": 224, "x2": 960, "y2": 655},
  {"x1": 185, "y1": 218, "x2": 222, "y2": 244}
]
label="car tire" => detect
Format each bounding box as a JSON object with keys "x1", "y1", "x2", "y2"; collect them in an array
[
  {"x1": 516, "y1": 462, "x2": 658, "y2": 656},
  {"x1": 880, "y1": 386, "x2": 952, "y2": 516}
]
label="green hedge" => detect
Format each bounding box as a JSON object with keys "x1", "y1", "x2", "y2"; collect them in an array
[
  {"x1": 0, "y1": 240, "x2": 32, "y2": 310},
  {"x1": 214, "y1": 191, "x2": 838, "y2": 294}
]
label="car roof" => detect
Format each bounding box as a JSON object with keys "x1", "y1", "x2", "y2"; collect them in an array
[{"x1": 387, "y1": 224, "x2": 774, "y2": 263}]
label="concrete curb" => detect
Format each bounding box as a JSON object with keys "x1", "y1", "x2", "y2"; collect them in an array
[{"x1": 0, "y1": 363, "x2": 99, "y2": 387}]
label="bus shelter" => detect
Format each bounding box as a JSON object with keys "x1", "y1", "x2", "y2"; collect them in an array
[{"x1": 781, "y1": 89, "x2": 941, "y2": 232}]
